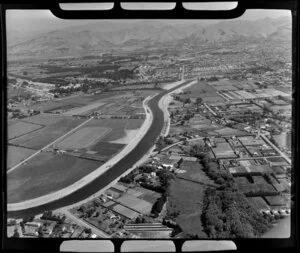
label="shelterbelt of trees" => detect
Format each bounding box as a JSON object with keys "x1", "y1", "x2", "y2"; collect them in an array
[{"x1": 196, "y1": 152, "x2": 271, "y2": 238}]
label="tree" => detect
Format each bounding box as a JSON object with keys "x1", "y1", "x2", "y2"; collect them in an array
[
  {"x1": 196, "y1": 97, "x2": 203, "y2": 104},
  {"x1": 84, "y1": 228, "x2": 92, "y2": 234},
  {"x1": 12, "y1": 228, "x2": 20, "y2": 238},
  {"x1": 22, "y1": 215, "x2": 34, "y2": 224},
  {"x1": 135, "y1": 217, "x2": 142, "y2": 224},
  {"x1": 184, "y1": 98, "x2": 191, "y2": 104}
]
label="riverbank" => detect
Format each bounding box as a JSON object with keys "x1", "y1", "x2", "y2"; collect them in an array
[
  {"x1": 7, "y1": 94, "x2": 155, "y2": 211},
  {"x1": 158, "y1": 80, "x2": 197, "y2": 137},
  {"x1": 54, "y1": 80, "x2": 197, "y2": 213}
]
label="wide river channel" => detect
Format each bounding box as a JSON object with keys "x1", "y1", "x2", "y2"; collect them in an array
[{"x1": 7, "y1": 80, "x2": 192, "y2": 218}]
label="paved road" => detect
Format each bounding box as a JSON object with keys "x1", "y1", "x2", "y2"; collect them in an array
[
  {"x1": 7, "y1": 117, "x2": 94, "y2": 174},
  {"x1": 203, "y1": 103, "x2": 217, "y2": 116},
  {"x1": 160, "y1": 137, "x2": 204, "y2": 152}
]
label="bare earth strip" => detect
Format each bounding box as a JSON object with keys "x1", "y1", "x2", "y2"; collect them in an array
[
  {"x1": 7, "y1": 117, "x2": 94, "y2": 174},
  {"x1": 7, "y1": 94, "x2": 155, "y2": 211}
]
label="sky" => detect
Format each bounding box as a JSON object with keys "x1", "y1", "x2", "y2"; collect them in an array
[{"x1": 6, "y1": 3, "x2": 291, "y2": 34}]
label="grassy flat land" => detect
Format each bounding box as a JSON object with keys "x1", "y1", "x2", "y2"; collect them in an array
[
  {"x1": 88, "y1": 142, "x2": 125, "y2": 158},
  {"x1": 8, "y1": 121, "x2": 44, "y2": 140},
  {"x1": 7, "y1": 145, "x2": 36, "y2": 169},
  {"x1": 20, "y1": 114, "x2": 69, "y2": 125},
  {"x1": 247, "y1": 197, "x2": 269, "y2": 210},
  {"x1": 115, "y1": 193, "x2": 152, "y2": 214},
  {"x1": 63, "y1": 102, "x2": 106, "y2": 116},
  {"x1": 7, "y1": 152, "x2": 102, "y2": 203},
  {"x1": 213, "y1": 127, "x2": 248, "y2": 136},
  {"x1": 182, "y1": 81, "x2": 225, "y2": 102},
  {"x1": 85, "y1": 118, "x2": 143, "y2": 143},
  {"x1": 54, "y1": 126, "x2": 111, "y2": 150},
  {"x1": 178, "y1": 161, "x2": 216, "y2": 186},
  {"x1": 167, "y1": 177, "x2": 205, "y2": 237},
  {"x1": 9, "y1": 117, "x2": 86, "y2": 149}
]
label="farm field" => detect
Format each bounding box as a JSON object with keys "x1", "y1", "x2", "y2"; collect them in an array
[
  {"x1": 8, "y1": 120, "x2": 43, "y2": 140},
  {"x1": 178, "y1": 161, "x2": 216, "y2": 186},
  {"x1": 213, "y1": 127, "x2": 248, "y2": 136},
  {"x1": 63, "y1": 102, "x2": 106, "y2": 116},
  {"x1": 54, "y1": 126, "x2": 111, "y2": 150},
  {"x1": 19, "y1": 114, "x2": 69, "y2": 126},
  {"x1": 247, "y1": 197, "x2": 269, "y2": 210},
  {"x1": 24, "y1": 91, "x2": 134, "y2": 112},
  {"x1": 7, "y1": 145, "x2": 36, "y2": 169},
  {"x1": 9, "y1": 117, "x2": 86, "y2": 150},
  {"x1": 115, "y1": 193, "x2": 152, "y2": 215},
  {"x1": 52, "y1": 118, "x2": 143, "y2": 158},
  {"x1": 89, "y1": 142, "x2": 125, "y2": 158},
  {"x1": 110, "y1": 129, "x2": 139, "y2": 145},
  {"x1": 167, "y1": 177, "x2": 205, "y2": 237},
  {"x1": 84, "y1": 118, "x2": 144, "y2": 143},
  {"x1": 236, "y1": 180, "x2": 277, "y2": 194},
  {"x1": 7, "y1": 152, "x2": 102, "y2": 203},
  {"x1": 25, "y1": 100, "x2": 78, "y2": 112},
  {"x1": 45, "y1": 104, "x2": 79, "y2": 114},
  {"x1": 112, "y1": 204, "x2": 140, "y2": 220},
  {"x1": 182, "y1": 81, "x2": 225, "y2": 102},
  {"x1": 264, "y1": 196, "x2": 286, "y2": 206},
  {"x1": 136, "y1": 187, "x2": 161, "y2": 205}
]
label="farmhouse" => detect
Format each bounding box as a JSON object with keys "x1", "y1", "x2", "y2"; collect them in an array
[{"x1": 24, "y1": 221, "x2": 41, "y2": 236}]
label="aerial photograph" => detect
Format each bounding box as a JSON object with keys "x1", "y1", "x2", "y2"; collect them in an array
[{"x1": 6, "y1": 7, "x2": 292, "y2": 239}]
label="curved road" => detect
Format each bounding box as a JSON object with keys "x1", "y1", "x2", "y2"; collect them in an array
[{"x1": 7, "y1": 80, "x2": 193, "y2": 218}]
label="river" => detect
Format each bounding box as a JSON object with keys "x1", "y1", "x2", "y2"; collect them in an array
[
  {"x1": 262, "y1": 216, "x2": 291, "y2": 238},
  {"x1": 7, "y1": 80, "x2": 193, "y2": 218}
]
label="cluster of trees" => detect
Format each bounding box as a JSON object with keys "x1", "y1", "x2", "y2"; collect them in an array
[
  {"x1": 173, "y1": 95, "x2": 191, "y2": 105},
  {"x1": 155, "y1": 136, "x2": 174, "y2": 151},
  {"x1": 77, "y1": 205, "x2": 97, "y2": 219},
  {"x1": 135, "y1": 215, "x2": 152, "y2": 224},
  {"x1": 163, "y1": 218, "x2": 182, "y2": 237},
  {"x1": 140, "y1": 169, "x2": 174, "y2": 193},
  {"x1": 197, "y1": 154, "x2": 234, "y2": 187},
  {"x1": 41, "y1": 211, "x2": 66, "y2": 223},
  {"x1": 90, "y1": 69, "x2": 134, "y2": 80},
  {"x1": 195, "y1": 97, "x2": 203, "y2": 104},
  {"x1": 201, "y1": 188, "x2": 271, "y2": 238},
  {"x1": 20, "y1": 215, "x2": 34, "y2": 225},
  {"x1": 7, "y1": 219, "x2": 17, "y2": 226},
  {"x1": 119, "y1": 164, "x2": 174, "y2": 194},
  {"x1": 119, "y1": 169, "x2": 137, "y2": 184},
  {"x1": 151, "y1": 194, "x2": 167, "y2": 217},
  {"x1": 189, "y1": 144, "x2": 210, "y2": 157},
  {"x1": 12, "y1": 228, "x2": 20, "y2": 238},
  {"x1": 206, "y1": 76, "x2": 219, "y2": 82},
  {"x1": 119, "y1": 164, "x2": 158, "y2": 184}
]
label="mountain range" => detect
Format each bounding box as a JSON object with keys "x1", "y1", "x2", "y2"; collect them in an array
[{"x1": 7, "y1": 16, "x2": 291, "y2": 59}]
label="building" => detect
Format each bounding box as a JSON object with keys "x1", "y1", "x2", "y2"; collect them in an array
[{"x1": 24, "y1": 222, "x2": 41, "y2": 236}]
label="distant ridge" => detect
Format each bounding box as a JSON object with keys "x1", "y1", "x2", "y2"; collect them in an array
[{"x1": 7, "y1": 16, "x2": 291, "y2": 59}]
